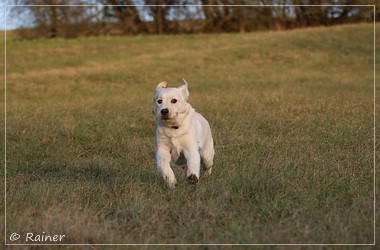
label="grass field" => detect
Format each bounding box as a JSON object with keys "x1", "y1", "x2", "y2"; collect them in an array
[{"x1": 1, "y1": 23, "x2": 379, "y2": 246}]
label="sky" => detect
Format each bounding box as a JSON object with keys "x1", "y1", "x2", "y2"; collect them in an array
[
  {"x1": 1, "y1": 1, "x2": 23, "y2": 30},
  {"x1": 0, "y1": 1, "x2": 203, "y2": 31},
  {"x1": 0, "y1": 0, "x2": 103, "y2": 30},
  {"x1": 1, "y1": 2, "x2": 8, "y2": 30}
]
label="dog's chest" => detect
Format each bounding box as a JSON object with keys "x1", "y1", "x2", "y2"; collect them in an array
[
  {"x1": 168, "y1": 137, "x2": 184, "y2": 156},
  {"x1": 168, "y1": 137, "x2": 187, "y2": 166}
]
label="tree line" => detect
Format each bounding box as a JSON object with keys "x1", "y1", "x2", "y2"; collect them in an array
[{"x1": 9, "y1": 0, "x2": 378, "y2": 39}]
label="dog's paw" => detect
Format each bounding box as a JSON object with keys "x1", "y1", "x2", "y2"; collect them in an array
[
  {"x1": 186, "y1": 174, "x2": 198, "y2": 185},
  {"x1": 164, "y1": 175, "x2": 177, "y2": 188},
  {"x1": 204, "y1": 167, "x2": 212, "y2": 176}
]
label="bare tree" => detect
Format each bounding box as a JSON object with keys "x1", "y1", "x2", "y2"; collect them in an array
[
  {"x1": 102, "y1": 0, "x2": 148, "y2": 34},
  {"x1": 11, "y1": 0, "x2": 103, "y2": 38}
]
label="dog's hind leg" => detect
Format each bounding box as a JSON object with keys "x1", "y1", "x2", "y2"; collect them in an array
[
  {"x1": 182, "y1": 165, "x2": 188, "y2": 178},
  {"x1": 201, "y1": 155, "x2": 213, "y2": 175},
  {"x1": 200, "y1": 140, "x2": 214, "y2": 176}
]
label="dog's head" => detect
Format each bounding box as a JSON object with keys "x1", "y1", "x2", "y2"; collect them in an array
[{"x1": 153, "y1": 80, "x2": 190, "y2": 125}]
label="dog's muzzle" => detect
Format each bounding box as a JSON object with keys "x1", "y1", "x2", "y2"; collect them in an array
[{"x1": 160, "y1": 108, "x2": 170, "y2": 119}]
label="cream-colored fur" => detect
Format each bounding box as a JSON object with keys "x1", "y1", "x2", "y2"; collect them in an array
[{"x1": 153, "y1": 79, "x2": 214, "y2": 187}]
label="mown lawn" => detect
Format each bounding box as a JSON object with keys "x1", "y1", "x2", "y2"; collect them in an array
[{"x1": 1, "y1": 23, "x2": 378, "y2": 246}]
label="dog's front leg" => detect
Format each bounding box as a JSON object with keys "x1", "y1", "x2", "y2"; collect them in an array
[
  {"x1": 156, "y1": 148, "x2": 177, "y2": 188},
  {"x1": 184, "y1": 149, "x2": 200, "y2": 184}
]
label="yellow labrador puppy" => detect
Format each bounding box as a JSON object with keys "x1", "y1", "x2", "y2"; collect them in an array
[{"x1": 153, "y1": 79, "x2": 214, "y2": 187}]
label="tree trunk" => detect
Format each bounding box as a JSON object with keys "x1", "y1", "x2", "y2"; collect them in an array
[{"x1": 49, "y1": 6, "x2": 58, "y2": 37}]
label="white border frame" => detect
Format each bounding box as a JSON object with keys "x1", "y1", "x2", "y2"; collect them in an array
[{"x1": 3, "y1": 3, "x2": 376, "y2": 246}]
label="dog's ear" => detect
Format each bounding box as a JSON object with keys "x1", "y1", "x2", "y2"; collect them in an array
[
  {"x1": 179, "y1": 79, "x2": 189, "y2": 101},
  {"x1": 156, "y1": 81, "x2": 168, "y2": 90}
]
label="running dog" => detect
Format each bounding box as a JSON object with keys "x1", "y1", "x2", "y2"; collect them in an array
[{"x1": 153, "y1": 79, "x2": 214, "y2": 187}]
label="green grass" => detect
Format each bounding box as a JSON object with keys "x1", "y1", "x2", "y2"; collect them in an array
[{"x1": 1, "y1": 23, "x2": 378, "y2": 246}]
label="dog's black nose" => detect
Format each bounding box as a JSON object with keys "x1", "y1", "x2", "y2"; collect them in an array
[{"x1": 161, "y1": 109, "x2": 169, "y2": 115}]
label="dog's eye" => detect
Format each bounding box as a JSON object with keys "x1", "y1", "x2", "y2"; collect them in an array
[
  {"x1": 171, "y1": 99, "x2": 177, "y2": 104},
  {"x1": 157, "y1": 100, "x2": 162, "y2": 104}
]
